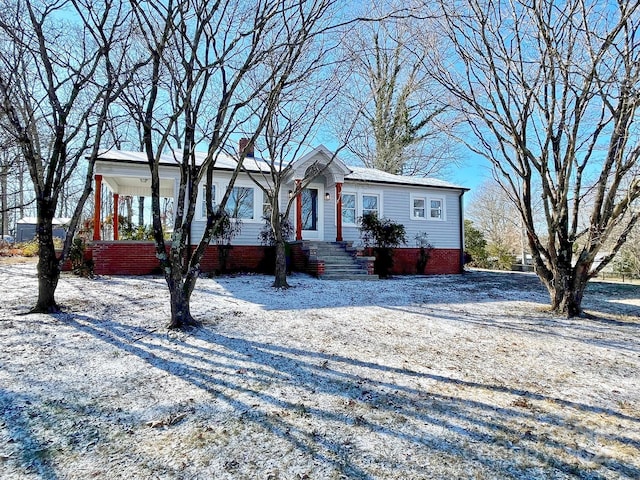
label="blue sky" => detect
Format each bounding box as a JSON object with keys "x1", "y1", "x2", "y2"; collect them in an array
[{"x1": 451, "y1": 154, "x2": 493, "y2": 193}]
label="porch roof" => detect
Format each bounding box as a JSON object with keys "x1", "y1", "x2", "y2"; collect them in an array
[
  {"x1": 96, "y1": 149, "x2": 273, "y2": 172},
  {"x1": 95, "y1": 149, "x2": 273, "y2": 197}
]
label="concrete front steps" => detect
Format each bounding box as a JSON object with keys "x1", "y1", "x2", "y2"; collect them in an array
[{"x1": 304, "y1": 241, "x2": 376, "y2": 280}]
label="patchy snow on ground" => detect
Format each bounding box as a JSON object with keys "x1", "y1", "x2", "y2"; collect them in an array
[{"x1": 1, "y1": 260, "x2": 639, "y2": 479}]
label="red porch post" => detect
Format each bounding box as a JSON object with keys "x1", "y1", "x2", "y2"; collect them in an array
[
  {"x1": 113, "y1": 193, "x2": 119, "y2": 240},
  {"x1": 93, "y1": 174, "x2": 102, "y2": 241},
  {"x1": 335, "y1": 182, "x2": 343, "y2": 242},
  {"x1": 295, "y1": 179, "x2": 302, "y2": 241}
]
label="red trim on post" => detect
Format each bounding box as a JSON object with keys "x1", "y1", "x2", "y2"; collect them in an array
[
  {"x1": 113, "y1": 193, "x2": 119, "y2": 241},
  {"x1": 295, "y1": 179, "x2": 302, "y2": 241},
  {"x1": 335, "y1": 182, "x2": 343, "y2": 242},
  {"x1": 93, "y1": 174, "x2": 102, "y2": 241}
]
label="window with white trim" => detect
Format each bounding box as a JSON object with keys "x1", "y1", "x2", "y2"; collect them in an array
[
  {"x1": 226, "y1": 186, "x2": 255, "y2": 219},
  {"x1": 262, "y1": 191, "x2": 272, "y2": 218},
  {"x1": 411, "y1": 194, "x2": 445, "y2": 221},
  {"x1": 342, "y1": 193, "x2": 356, "y2": 225},
  {"x1": 413, "y1": 197, "x2": 425, "y2": 219},
  {"x1": 429, "y1": 198, "x2": 443, "y2": 220},
  {"x1": 200, "y1": 184, "x2": 216, "y2": 219},
  {"x1": 362, "y1": 194, "x2": 379, "y2": 217}
]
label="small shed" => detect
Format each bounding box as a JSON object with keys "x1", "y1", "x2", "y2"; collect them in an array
[{"x1": 16, "y1": 217, "x2": 70, "y2": 242}]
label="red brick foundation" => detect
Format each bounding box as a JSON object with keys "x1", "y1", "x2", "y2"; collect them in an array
[
  {"x1": 87, "y1": 242, "x2": 462, "y2": 276},
  {"x1": 361, "y1": 247, "x2": 463, "y2": 275}
]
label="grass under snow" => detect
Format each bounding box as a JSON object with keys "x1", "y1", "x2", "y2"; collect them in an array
[{"x1": 0, "y1": 259, "x2": 639, "y2": 479}]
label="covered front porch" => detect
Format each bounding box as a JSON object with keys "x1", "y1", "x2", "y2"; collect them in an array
[
  {"x1": 287, "y1": 146, "x2": 352, "y2": 243},
  {"x1": 92, "y1": 151, "x2": 178, "y2": 241},
  {"x1": 92, "y1": 145, "x2": 353, "y2": 245}
]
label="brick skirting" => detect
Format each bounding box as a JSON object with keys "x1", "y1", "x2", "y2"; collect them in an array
[
  {"x1": 360, "y1": 247, "x2": 463, "y2": 275},
  {"x1": 82, "y1": 242, "x2": 462, "y2": 276}
]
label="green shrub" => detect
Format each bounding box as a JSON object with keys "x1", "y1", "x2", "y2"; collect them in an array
[
  {"x1": 121, "y1": 222, "x2": 154, "y2": 241},
  {"x1": 258, "y1": 214, "x2": 293, "y2": 246},
  {"x1": 359, "y1": 213, "x2": 406, "y2": 278}
]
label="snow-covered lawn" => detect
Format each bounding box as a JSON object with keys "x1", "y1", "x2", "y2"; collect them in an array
[{"x1": 1, "y1": 260, "x2": 639, "y2": 479}]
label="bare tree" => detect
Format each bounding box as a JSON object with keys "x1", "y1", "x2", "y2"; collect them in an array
[
  {"x1": 127, "y1": 0, "x2": 345, "y2": 328},
  {"x1": 240, "y1": 15, "x2": 354, "y2": 289},
  {"x1": 431, "y1": 0, "x2": 640, "y2": 316},
  {"x1": 0, "y1": 0, "x2": 138, "y2": 312},
  {"x1": 466, "y1": 179, "x2": 529, "y2": 268},
  {"x1": 337, "y1": 6, "x2": 456, "y2": 176}
]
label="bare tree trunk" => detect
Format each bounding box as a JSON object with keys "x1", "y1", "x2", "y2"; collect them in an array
[
  {"x1": 535, "y1": 257, "x2": 590, "y2": 318},
  {"x1": 273, "y1": 234, "x2": 289, "y2": 289},
  {"x1": 18, "y1": 160, "x2": 24, "y2": 220},
  {"x1": 166, "y1": 276, "x2": 198, "y2": 329},
  {"x1": 32, "y1": 202, "x2": 60, "y2": 313},
  {"x1": 545, "y1": 276, "x2": 587, "y2": 318},
  {"x1": 0, "y1": 161, "x2": 7, "y2": 236}
]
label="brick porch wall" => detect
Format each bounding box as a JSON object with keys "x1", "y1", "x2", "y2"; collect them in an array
[
  {"x1": 90, "y1": 241, "x2": 276, "y2": 276},
  {"x1": 91, "y1": 241, "x2": 163, "y2": 275}
]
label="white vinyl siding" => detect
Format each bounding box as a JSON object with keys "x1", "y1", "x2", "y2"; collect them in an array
[
  {"x1": 341, "y1": 185, "x2": 461, "y2": 249},
  {"x1": 190, "y1": 173, "x2": 462, "y2": 248}
]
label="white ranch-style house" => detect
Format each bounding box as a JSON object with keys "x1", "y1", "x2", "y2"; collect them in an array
[{"x1": 88, "y1": 143, "x2": 468, "y2": 277}]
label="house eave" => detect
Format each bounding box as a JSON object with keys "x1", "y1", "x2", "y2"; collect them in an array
[{"x1": 344, "y1": 177, "x2": 470, "y2": 192}]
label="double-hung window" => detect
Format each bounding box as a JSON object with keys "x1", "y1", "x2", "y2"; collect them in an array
[
  {"x1": 362, "y1": 194, "x2": 379, "y2": 218},
  {"x1": 262, "y1": 191, "x2": 272, "y2": 218},
  {"x1": 429, "y1": 199, "x2": 443, "y2": 220},
  {"x1": 413, "y1": 198, "x2": 425, "y2": 219},
  {"x1": 227, "y1": 186, "x2": 255, "y2": 220},
  {"x1": 341, "y1": 193, "x2": 356, "y2": 225}
]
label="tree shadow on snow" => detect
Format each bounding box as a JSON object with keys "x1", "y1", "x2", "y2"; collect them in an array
[
  {"x1": 53, "y1": 311, "x2": 640, "y2": 479},
  {"x1": 199, "y1": 270, "x2": 640, "y2": 319},
  {"x1": 0, "y1": 389, "x2": 61, "y2": 479}
]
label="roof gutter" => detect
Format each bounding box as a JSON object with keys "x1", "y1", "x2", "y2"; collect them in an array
[{"x1": 459, "y1": 189, "x2": 466, "y2": 274}]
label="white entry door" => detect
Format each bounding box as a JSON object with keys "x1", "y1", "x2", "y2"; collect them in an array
[{"x1": 301, "y1": 184, "x2": 324, "y2": 240}]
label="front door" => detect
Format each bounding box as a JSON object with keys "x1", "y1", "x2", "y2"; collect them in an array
[{"x1": 301, "y1": 184, "x2": 324, "y2": 240}]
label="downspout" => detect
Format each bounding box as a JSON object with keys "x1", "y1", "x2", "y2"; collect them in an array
[{"x1": 459, "y1": 190, "x2": 466, "y2": 274}]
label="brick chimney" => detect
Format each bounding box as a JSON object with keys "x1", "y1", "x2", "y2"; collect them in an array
[{"x1": 239, "y1": 138, "x2": 254, "y2": 157}]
